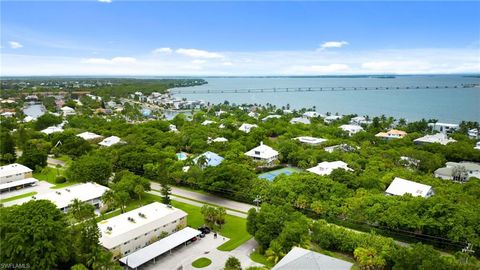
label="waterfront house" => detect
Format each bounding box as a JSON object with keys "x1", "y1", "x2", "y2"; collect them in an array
[
  {"x1": 375, "y1": 129, "x2": 408, "y2": 140},
  {"x1": 290, "y1": 117, "x2": 311, "y2": 125},
  {"x1": 324, "y1": 144, "x2": 358, "y2": 153},
  {"x1": 434, "y1": 162, "x2": 480, "y2": 182},
  {"x1": 245, "y1": 142, "x2": 279, "y2": 164},
  {"x1": 339, "y1": 124, "x2": 364, "y2": 136},
  {"x1": 303, "y1": 111, "x2": 319, "y2": 118},
  {"x1": 324, "y1": 115, "x2": 343, "y2": 124},
  {"x1": 350, "y1": 116, "x2": 371, "y2": 125},
  {"x1": 428, "y1": 122, "x2": 459, "y2": 134},
  {"x1": 385, "y1": 177, "x2": 434, "y2": 198},
  {"x1": 468, "y1": 128, "x2": 478, "y2": 139},
  {"x1": 413, "y1": 133, "x2": 456, "y2": 145},
  {"x1": 262, "y1": 115, "x2": 282, "y2": 122},
  {"x1": 307, "y1": 161, "x2": 353, "y2": 176}
]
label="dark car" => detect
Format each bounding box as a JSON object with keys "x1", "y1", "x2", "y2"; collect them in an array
[
  {"x1": 199, "y1": 233, "x2": 206, "y2": 238},
  {"x1": 198, "y1": 226, "x2": 211, "y2": 234}
]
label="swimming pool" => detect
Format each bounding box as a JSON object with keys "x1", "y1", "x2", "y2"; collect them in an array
[
  {"x1": 258, "y1": 167, "x2": 303, "y2": 181},
  {"x1": 176, "y1": 152, "x2": 188, "y2": 161}
]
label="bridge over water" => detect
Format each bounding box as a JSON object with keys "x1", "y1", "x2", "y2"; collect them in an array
[{"x1": 170, "y1": 84, "x2": 476, "y2": 95}]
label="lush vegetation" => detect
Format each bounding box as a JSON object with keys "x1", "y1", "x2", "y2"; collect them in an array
[
  {"x1": 191, "y1": 257, "x2": 212, "y2": 268},
  {"x1": 1, "y1": 82, "x2": 480, "y2": 268}
]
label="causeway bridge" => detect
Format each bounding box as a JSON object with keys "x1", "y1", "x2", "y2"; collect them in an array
[{"x1": 170, "y1": 84, "x2": 477, "y2": 95}]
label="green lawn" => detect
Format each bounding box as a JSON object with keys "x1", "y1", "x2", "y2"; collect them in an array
[
  {"x1": 0, "y1": 192, "x2": 37, "y2": 203},
  {"x1": 191, "y1": 257, "x2": 212, "y2": 268},
  {"x1": 250, "y1": 251, "x2": 273, "y2": 268},
  {"x1": 32, "y1": 166, "x2": 76, "y2": 189},
  {"x1": 96, "y1": 193, "x2": 252, "y2": 251}
]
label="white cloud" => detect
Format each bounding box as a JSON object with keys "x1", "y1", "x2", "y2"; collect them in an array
[
  {"x1": 98, "y1": 0, "x2": 112, "y2": 3},
  {"x1": 2, "y1": 47, "x2": 479, "y2": 76},
  {"x1": 9, "y1": 41, "x2": 23, "y2": 49},
  {"x1": 320, "y1": 41, "x2": 349, "y2": 49},
  {"x1": 191, "y1": 59, "x2": 207, "y2": 64},
  {"x1": 176, "y1": 48, "x2": 224, "y2": 59},
  {"x1": 152, "y1": 47, "x2": 173, "y2": 54},
  {"x1": 81, "y1": 57, "x2": 136, "y2": 65}
]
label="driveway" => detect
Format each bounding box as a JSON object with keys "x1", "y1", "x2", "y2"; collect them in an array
[
  {"x1": 142, "y1": 233, "x2": 261, "y2": 270},
  {"x1": 0, "y1": 181, "x2": 54, "y2": 205},
  {"x1": 150, "y1": 182, "x2": 256, "y2": 214}
]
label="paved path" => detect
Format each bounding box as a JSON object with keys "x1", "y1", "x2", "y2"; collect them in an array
[
  {"x1": 150, "y1": 182, "x2": 256, "y2": 214},
  {"x1": 47, "y1": 157, "x2": 66, "y2": 167},
  {"x1": 148, "y1": 190, "x2": 247, "y2": 218}
]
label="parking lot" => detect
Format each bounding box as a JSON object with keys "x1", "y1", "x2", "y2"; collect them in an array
[
  {"x1": 1, "y1": 181, "x2": 54, "y2": 206},
  {"x1": 141, "y1": 233, "x2": 261, "y2": 270}
]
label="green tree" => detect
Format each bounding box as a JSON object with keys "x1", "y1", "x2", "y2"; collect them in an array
[
  {"x1": 160, "y1": 182, "x2": 172, "y2": 205},
  {"x1": 224, "y1": 256, "x2": 242, "y2": 270},
  {"x1": 18, "y1": 140, "x2": 48, "y2": 169},
  {"x1": 0, "y1": 200, "x2": 70, "y2": 269},
  {"x1": 265, "y1": 241, "x2": 285, "y2": 264},
  {"x1": 354, "y1": 247, "x2": 387, "y2": 270},
  {"x1": 67, "y1": 155, "x2": 112, "y2": 185},
  {"x1": 0, "y1": 131, "x2": 16, "y2": 163},
  {"x1": 34, "y1": 113, "x2": 62, "y2": 130}
]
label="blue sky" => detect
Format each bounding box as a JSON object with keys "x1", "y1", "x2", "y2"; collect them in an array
[{"x1": 1, "y1": 1, "x2": 479, "y2": 75}]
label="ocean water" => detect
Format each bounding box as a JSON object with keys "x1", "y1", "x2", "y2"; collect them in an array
[{"x1": 171, "y1": 75, "x2": 480, "y2": 123}]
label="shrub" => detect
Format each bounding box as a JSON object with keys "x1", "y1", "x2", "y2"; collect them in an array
[{"x1": 55, "y1": 175, "x2": 67, "y2": 184}]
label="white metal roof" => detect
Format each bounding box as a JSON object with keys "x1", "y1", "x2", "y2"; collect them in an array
[
  {"x1": 245, "y1": 142, "x2": 279, "y2": 160},
  {"x1": 273, "y1": 247, "x2": 353, "y2": 270},
  {"x1": 239, "y1": 123, "x2": 258, "y2": 133},
  {"x1": 340, "y1": 124, "x2": 364, "y2": 133},
  {"x1": 414, "y1": 133, "x2": 456, "y2": 145},
  {"x1": 76, "y1": 132, "x2": 102, "y2": 141},
  {"x1": 0, "y1": 178, "x2": 38, "y2": 190},
  {"x1": 212, "y1": 137, "x2": 228, "y2": 143},
  {"x1": 41, "y1": 126, "x2": 64, "y2": 135},
  {"x1": 201, "y1": 120, "x2": 216, "y2": 126},
  {"x1": 294, "y1": 136, "x2": 327, "y2": 145},
  {"x1": 119, "y1": 227, "x2": 201, "y2": 269},
  {"x1": 99, "y1": 136, "x2": 121, "y2": 147},
  {"x1": 385, "y1": 177, "x2": 433, "y2": 198},
  {"x1": 32, "y1": 182, "x2": 109, "y2": 209},
  {"x1": 98, "y1": 202, "x2": 187, "y2": 249},
  {"x1": 0, "y1": 163, "x2": 33, "y2": 178},
  {"x1": 307, "y1": 161, "x2": 352, "y2": 176},
  {"x1": 262, "y1": 115, "x2": 282, "y2": 121},
  {"x1": 290, "y1": 117, "x2": 311, "y2": 125}
]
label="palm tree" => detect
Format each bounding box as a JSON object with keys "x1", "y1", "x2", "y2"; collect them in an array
[
  {"x1": 266, "y1": 241, "x2": 285, "y2": 264},
  {"x1": 101, "y1": 190, "x2": 117, "y2": 211}
]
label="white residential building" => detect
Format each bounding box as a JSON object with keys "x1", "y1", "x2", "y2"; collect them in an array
[
  {"x1": 248, "y1": 111, "x2": 259, "y2": 118},
  {"x1": 350, "y1": 116, "x2": 371, "y2": 125},
  {"x1": 208, "y1": 137, "x2": 228, "y2": 143},
  {"x1": 0, "y1": 163, "x2": 38, "y2": 193},
  {"x1": 307, "y1": 161, "x2": 353, "y2": 176},
  {"x1": 201, "y1": 120, "x2": 216, "y2": 126},
  {"x1": 290, "y1": 117, "x2": 311, "y2": 125},
  {"x1": 239, "y1": 123, "x2": 258, "y2": 133},
  {"x1": 294, "y1": 136, "x2": 327, "y2": 146},
  {"x1": 60, "y1": 106, "x2": 76, "y2": 116},
  {"x1": 98, "y1": 202, "x2": 187, "y2": 259},
  {"x1": 215, "y1": 110, "x2": 227, "y2": 117},
  {"x1": 303, "y1": 111, "x2": 319, "y2": 118},
  {"x1": 77, "y1": 132, "x2": 103, "y2": 141},
  {"x1": 414, "y1": 133, "x2": 456, "y2": 145},
  {"x1": 273, "y1": 247, "x2": 353, "y2": 270},
  {"x1": 385, "y1": 177, "x2": 434, "y2": 198},
  {"x1": 245, "y1": 142, "x2": 279, "y2": 164},
  {"x1": 375, "y1": 129, "x2": 408, "y2": 140},
  {"x1": 475, "y1": 141, "x2": 480, "y2": 150},
  {"x1": 324, "y1": 144, "x2": 357, "y2": 153},
  {"x1": 339, "y1": 124, "x2": 364, "y2": 136},
  {"x1": 468, "y1": 128, "x2": 478, "y2": 139},
  {"x1": 262, "y1": 115, "x2": 282, "y2": 121},
  {"x1": 434, "y1": 162, "x2": 480, "y2": 182},
  {"x1": 99, "y1": 136, "x2": 122, "y2": 147},
  {"x1": 41, "y1": 126, "x2": 64, "y2": 135},
  {"x1": 28, "y1": 182, "x2": 109, "y2": 212},
  {"x1": 428, "y1": 122, "x2": 459, "y2": 134},
  {"x1": 324, "y1": 115, "x2": 343, "y2": 124},
  {"x1": 169, "y1": 124, "x2": 179, "y2": 133}
]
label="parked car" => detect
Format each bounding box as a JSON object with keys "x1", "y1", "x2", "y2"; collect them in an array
[
  {"x1": 198, "y1": 226, "x2": 211, "y2": 234},
  {"x1": 199, "y1": 233, "x2": 206, "y2": 238}
]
